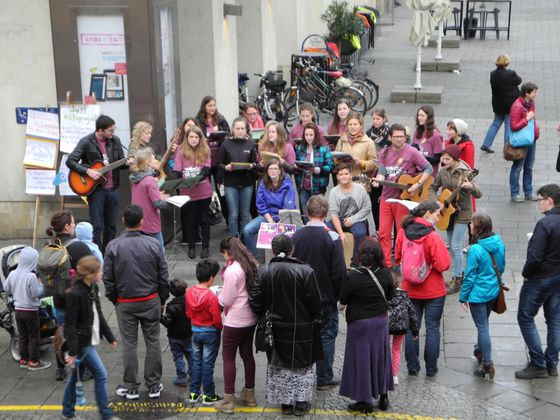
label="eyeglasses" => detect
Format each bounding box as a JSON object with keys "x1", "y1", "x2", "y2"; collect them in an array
[{"x1": 392, "y1": 135, "x2": 405, "y2": 139}]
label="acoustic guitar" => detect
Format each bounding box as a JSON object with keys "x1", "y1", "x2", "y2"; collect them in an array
[
  {"x1": 436, "y1": 169, "x2": 479, "y2": 231},
  {"x1": 157, "y1": 127, "x2": 182, "y2": 182},
  {"x1": 68, "y1": 157, "x2": 129, "y2": 196},
  {"x1": 354, "y1": 173, "x2": 434, "y2": 203}
]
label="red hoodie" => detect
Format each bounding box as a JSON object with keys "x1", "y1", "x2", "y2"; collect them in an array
[{"x1": 185, "y1": 286, "x2": 223, "y2": 330}]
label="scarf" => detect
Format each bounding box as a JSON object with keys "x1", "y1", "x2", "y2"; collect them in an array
[
  {"x1": 346, "y1": 129, "x2": 365, "y2": 146},
  {"x1": 369, "y1": 124, "x2": 389, "y2": 144}
]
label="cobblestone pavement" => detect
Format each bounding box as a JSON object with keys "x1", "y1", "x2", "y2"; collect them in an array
[{"x1": 1, "y1": 0, "x2": 559, "y2": 418}]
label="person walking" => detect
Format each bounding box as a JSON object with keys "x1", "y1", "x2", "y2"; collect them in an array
[
  {"x1": 215, "y1": 237, "x2": 259, "y2": 413},
  {"x1": 480, "y1": 54, "x2": 522, "y2": 153},
  {"x1": 292, "y1": 195, "x2": 347, "y2": 390},
  {"x1": 509, "y1": 82, "x2": 540, "y2": 203},
  {"x1": 103, "y1": 205, "x2": 169, "y2": 400},
  {"x1": 339, "y1": 238, "x2": 395, "y2": 413},
  {"x1": 516, "y1": 184, "x2": 560, "y2": 379},
  {"x1": 459, "y1": 213, "x2": 505, "y2": 380},
  {"x1": 249, "y1": 235, "x2": 322, "y2": 416},
  {"x1": 395, "y1": 200, "x2": 450, "y2": 377}
]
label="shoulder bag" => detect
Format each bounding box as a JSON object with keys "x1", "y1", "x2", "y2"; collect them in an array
[
  {"x1": 509, "y1": 119, "x2": 535, "y2": 148},
  {"x1": 362, "y1": 267, "x2": 388, "y2": 306},
  {"x1": 503, "y1": 142, "x2": 527, "y2": 161},
  {"x1": 485, "y1": 251, "x2": 510, "y2": 314}
]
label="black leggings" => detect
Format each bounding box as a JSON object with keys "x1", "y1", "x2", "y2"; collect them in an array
[{"x1": 180, "y1": 198, "x2": 211, "y2": 246}]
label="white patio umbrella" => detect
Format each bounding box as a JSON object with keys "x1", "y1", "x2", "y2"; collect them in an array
[
  {"x1": 406, "y1": 0, "x2": 438, "y2": 89},
  {"x1": 432, "y1": 0, "x2": 452, "y2": 60}
]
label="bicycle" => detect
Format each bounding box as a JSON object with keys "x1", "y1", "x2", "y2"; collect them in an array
[{"x1": 253, "y1": 71, "x2": 288, "y2": 123}]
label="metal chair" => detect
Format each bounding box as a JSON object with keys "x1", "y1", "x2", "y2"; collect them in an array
[{"x1": 480, "y1": 7, "x2": 500, "y2": 39}]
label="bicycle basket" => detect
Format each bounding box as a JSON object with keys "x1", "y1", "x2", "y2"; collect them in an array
[
  {"x1": 265, "y1": 71, "x2": 286, "y2": 92},
  {"x1": 335, "y1": 77, "x2": 352, "y2": 88}
]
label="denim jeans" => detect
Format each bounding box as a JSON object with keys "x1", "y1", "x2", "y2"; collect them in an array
[
  {"x1": 326, "y1": 220, "x2": 367, "y2": 266},
  {"x1": 298, "y1": 189, "x2": 312, "y2": 223},
  {"x1": 242, "y1": 215, "x2": 267, "y2": 257},
  {"x1": 482, "y1": 113, "x2": 511, "y2": 149},
  {"x1": 509, "y1": 141, "x2": 536, "y2": 197},
  {"x1": 517, "y1": 275, "x2": 560, "y2": 369},
  {"x1": 446, "y1": 223, "x2": 468, "y2": 277},
  {"x1": 224, "y1": 185, "x2": 253, "y2": 237},
  {"x1": 470, "y1": 300, "x2": 495, "y2": 365},
  {"x1": 316, "y1": 304, "x2": 339, "y2": 385},
  {"x1": 62, "y1": 346, "x2": 112, "y2": 420},
  {"x1": 146, "y1": 231, "x2": 165, "y2": 254},
  {"x1": 405, "y1": 296, "x2": 446, "y2": 374},
  {"x1": 88, "y1": 187, "x2": 119, "y2": 251},
  {"x1": 190, "y1": 330, "x2": 221, "y2": 395},
  {"x1": 169, "y1": 338, "x2": 193, "y2": 384}
]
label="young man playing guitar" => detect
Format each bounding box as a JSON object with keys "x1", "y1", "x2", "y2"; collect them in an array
[
  {"x1": 67, "y1": 115, "x2": 133, "y2": 250},
  {"x1": 429, "y1": 144, "x2": 482, "y2": 294},
  {"x1": 373, "y1": 123, "x2": 433, "y2": 269}
]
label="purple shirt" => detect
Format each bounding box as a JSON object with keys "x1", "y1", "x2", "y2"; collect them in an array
[
  {"x1": 289, "y1": 123, "x2": 326, "y2": 146},
  {"x1": 131, "y1": 175, "x2": 161, "y2": 234},
  {"x1": 378, "y1": 144, "x2": 430, "y2": 199},
  {"x1": 258, "y1": 142, "x2": 296, "y2": 164},
  {"x1": 412, "y1": 129, "x2": 443, "y2": 175},
  {"x1": 174, "y1": 154, "x2": 213, "y2": 201}
]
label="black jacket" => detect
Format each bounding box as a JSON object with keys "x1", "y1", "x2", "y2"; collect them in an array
[
  {"x1": 103, "y1": 230, "x2": 169, "y2": 304},
  {"x1": 66, "y1": 132, "x2": 127, "y2": 188},
  {"x1": 522, "y1": 207, "x2": 560, "y2": 280},
  {"x1": 292, "y1": 223, "x2": 347, "y2": 308},
  {"x1": 490, "y1": 67, "x2": 522, "y2": 115},
  {"x1": 249, "y1": 256, "x2": 323, "y2": 369},
  {"x1": 161, "y1": 295, "x2": 192, "y2": 339},
  {"x1": 216, "y1": 137, "x2": 257, "y2": 187},
  {"x1": 340, "y1": 265, "x2": 395, "y2": 323},
  {"x1": 64, "y1": 281, "x2": 115, "y2": 357},
  {"x1": 388, "y1": 289, "x2": 419, "y2": 336}
]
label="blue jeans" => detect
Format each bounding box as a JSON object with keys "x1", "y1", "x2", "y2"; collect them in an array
[
  {"x1": 242, "y1": 215, "x2": 267, "y2": 257},
  {"x1": 316, "y1": 304, "x2": 339, "y2": 385},
  {"x1": 509, "y1": 141, "x2": 536, "y2": 197},
  {"x1": 326, "y1": 220, "x2": 367, "y2": 266},
  {"x1": 224, "y1": 186, "x2": 253, "y2": 237},
  {"x1": 470, "y1": 300, "x2": 495, "y2": 365},
  {"x1": 88, "y1": 187, "x2": 119, "y2": 251},
  {"x1": 405, "y1": 296, "x2": 446, "y2": 375},
  {"x1": 482, "y1": 113, "x2": 510, "y2": 149},
  {"x1": 147, "y1": 231, "x2": 165, "y2": 254},
  {"x1": 190, "y1": 330, "x2": 221, "y2": 395},
  {"x1": 298, "y1": 189, "x2": 312, "y2": 223},
  {"x1": 446, "y1": 223, "x2": 468, "y2": 277},
  {"x1": 517, "y1": 275, "x2": 560, "y2": 369},
  {"x1": 169, "y1": 338, "x2": 193, "y2": 384},
  {"x1": 62, "y1": 346, "x2": 112, "y2": 420}
]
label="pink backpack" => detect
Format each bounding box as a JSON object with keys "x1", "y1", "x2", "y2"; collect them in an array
[{"x1": 401, "y1": 236, "x2": 431, "y2": 284}]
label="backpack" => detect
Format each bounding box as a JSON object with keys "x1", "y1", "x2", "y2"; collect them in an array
[
  {"x1": 400, "y1": 235, "x2": 431, "y2": 284},
  {"x1": 37, "y1": 238, "x2": 75, "y2": 298},
  {"x1": 208, "y1": 192, "x2": 223, "y2": 226}
]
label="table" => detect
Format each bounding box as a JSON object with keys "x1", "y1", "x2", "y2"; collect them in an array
[{"x1": 465, "y1": 0, "x2": 512, "y2": 40}]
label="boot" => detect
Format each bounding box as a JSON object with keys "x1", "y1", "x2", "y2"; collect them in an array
[
  {"x1": 215, "y1": 393, "x2": 235, "y2": 414},
  {"x1": 474, "y1": 363, "x2": 495, "y2": 380},
  {"x1": 378, "y1": 394, "x2": 389, "y2": 411},
  {"x1": 200, "y1": 246, "x2": 209, "y2": 259},
  {"x1": 188, "y1": 246, "x2": 196, "y2": 259},
  {"x1": 235, "y1": 388, "x2": 256, "y2": 407},
  {"x1": 55, "y1": 351, "x2": 66, "y2": 381}
]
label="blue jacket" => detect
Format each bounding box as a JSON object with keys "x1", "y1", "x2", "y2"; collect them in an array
[
  {"x1": 256, "y1": 175, "x2": 296, "y2": 221},
  {"x1": 460, "y1": 234, "x2": 505, "y2": 303},
  {"x1": 294, "y1": 145, "x2": 334, "y2": 195}
]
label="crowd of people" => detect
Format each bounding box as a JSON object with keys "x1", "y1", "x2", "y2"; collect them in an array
[{"x1": 3, "y1": 54, "x2": 560, "y2": 419}]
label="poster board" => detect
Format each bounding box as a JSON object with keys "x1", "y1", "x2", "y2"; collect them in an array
[
  {"x1": 256, "y1": 223, "x2": 298, "y2": 249},
  {"x1": 59, "y1": 104, "x2": 100, "y2": 154},
  {"x1": 25, "y1": 169, "x2": 56, "y2": 196},
  {"x1": 25, "y1": 109, "x2": 60, "y2": 140},
  {"x1": 23, "y1": 137, "x2": 58, "y2": 169},
  {"x1": 56, "y1": 154, "x2": 77, "y2": 196}
]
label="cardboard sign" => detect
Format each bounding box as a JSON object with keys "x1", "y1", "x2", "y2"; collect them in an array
[
  {"x1": 59, "y1": 104, "x2": 100, "y2": 153},
  {"x1": 25, "y1": 109, "x2": 60, "y2": 140},
  {"x1": 25, "y1": 169, "x2": 56, "y2": 195}
]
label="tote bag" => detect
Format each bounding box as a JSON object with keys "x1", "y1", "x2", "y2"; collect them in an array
[{"x1": 509, "y1": 119, "x2": 535, "y2": 148}]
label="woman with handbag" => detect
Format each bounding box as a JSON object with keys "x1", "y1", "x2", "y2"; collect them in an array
[
  {"x1": 509, "y1": 82, "x2": 540, "y2": 202},
  {"x1": 339, "y1": 237, "x2": 395, "y2": 413},
  {"x1": 249, "y1": 235, "x2": 322, "y2": 416},
  {"x1": 459, "y1": 213, "x2": 506, "y2": 380}
]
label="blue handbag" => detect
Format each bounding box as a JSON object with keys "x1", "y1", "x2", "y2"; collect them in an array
[{"x1": 509, "y1": 119, "x2": 535, "y2": 147}]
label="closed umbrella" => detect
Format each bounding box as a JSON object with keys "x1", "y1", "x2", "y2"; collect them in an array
[
  {"x1": 407, "y1": 0, "x2": 438, "y2": 89},
  {"x1": 432, "y1": 0, "x2": 452, "y2": 60}
]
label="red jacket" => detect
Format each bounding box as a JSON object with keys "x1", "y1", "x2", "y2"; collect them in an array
[
  {"x1": 395, "y1": 217, "x2": 450, "y2": 300},
  {"x1": 185, "y1": 286, "x2": 223, "y2": 330},
  {"x1": 509, "y1": 97, "x2": 540, "y2": 140}
]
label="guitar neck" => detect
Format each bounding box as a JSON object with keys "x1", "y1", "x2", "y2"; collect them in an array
[
  {"x1": 376, "y1": 180, "x2": 409, "y2": 190},
  {"x1": 98, "y1": 158, "x2": 127, "y2": 175},
  {"x1": 158, "y1": 128, "x2": 182, "y2": 171}
]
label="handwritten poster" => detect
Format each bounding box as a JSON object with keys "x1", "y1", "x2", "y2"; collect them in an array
[
  {"x1": 25, "y1": 109, "x2": 60, "y2": 140},
  {"x1": 23, "y1": 137, "x2": 58, "y2": 169},
  {"x1": 25, "y1": 169, "x2": 56, "y2": 195},
  {"x1": 59, "y1": 104, "x2": 100, "y2": 153},
  {"x1": 57, "y1": 154, "x2": 76, "y2": 196}
]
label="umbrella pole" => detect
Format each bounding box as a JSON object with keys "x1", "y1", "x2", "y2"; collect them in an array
[
  {"x1": 414, "y1": 44, "x2": 422, "y2": 90},
  {"x1": 435, "y1": 24, "x2": 443, "y2": 61}
]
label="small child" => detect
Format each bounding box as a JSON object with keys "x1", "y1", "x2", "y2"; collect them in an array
[
  {"x1": 388, "y1": 278, "x2": 419, "y2": 385},
  {"x1": 4, "y1": 246, "x2": 51, "y2": 370},
  {"x1": 75, "y1": 222, "x2": 104, "y2": 263},
  {"x1": 185, "y1": 259, "x2": 223, "y2": 405},
  {"x1": 161, "y1": 278, "x2": 193, "y2": 387}
]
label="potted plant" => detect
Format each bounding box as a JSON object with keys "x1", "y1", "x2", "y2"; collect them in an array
[{"x1": 321, "y1": 0, "x2": 367, "y2": 56}]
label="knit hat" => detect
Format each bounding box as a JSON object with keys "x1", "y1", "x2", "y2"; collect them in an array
[
  {"x1": 75, "y1": 222, "x2": 93, "y2": 242},
  {"x1": 451, "y1": 119, "x2": 468, "y2": 136},
  {"x1": 443, "y1": 144, "x2": 461, "y2": 160}
]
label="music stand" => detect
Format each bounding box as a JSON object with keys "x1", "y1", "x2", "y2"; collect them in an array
[
  {"x1": 278, "y1": 209, "x2": 303, "y2": 227},
  {"x1": 164, "y1": 195, "x2": 191, "y2": 272}
]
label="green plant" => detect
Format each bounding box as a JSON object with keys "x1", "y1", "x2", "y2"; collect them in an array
[{"x1": 321, "y1": 0, "x2": 367, "y2": 42}]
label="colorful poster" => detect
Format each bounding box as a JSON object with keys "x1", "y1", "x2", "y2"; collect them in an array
[
  {"x1": 25, "y1": 169, "x2": 56, "y2": 195},
  {"x1": 56, "y1": 154, "x2": 76, "y2": 196},
  {"x1": 23, "y1": 137, "x2": 58, "y2": 169},
  {"x1": 256, "y1": 223, "x2": 298, "y2": 249},
  {"x1": 59, "y1": 104, "x2": 100, "y2": 153}
]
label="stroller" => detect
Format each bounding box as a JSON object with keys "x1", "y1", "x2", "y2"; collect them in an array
[{"x1": 0, "y1": 245, "x2": 58, "y2": 362}]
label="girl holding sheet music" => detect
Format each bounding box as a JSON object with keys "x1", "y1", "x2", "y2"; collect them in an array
[
  {"x1": 174, "y1": 126, "x2": 213, "y2": 259},
  {"x1": 288, "y1": 102, "x2": 326, "y2": 146},
  {"x1": 258, "y1": 121, "x2": 296, "y2": 173},
  {"x1": 294, "y1": 123, "x2": 334, "y2": 222}
]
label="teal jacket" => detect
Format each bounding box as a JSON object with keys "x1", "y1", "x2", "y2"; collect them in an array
[{"x1": 459, "y1": 234, "x2": 505, "y2": 303}]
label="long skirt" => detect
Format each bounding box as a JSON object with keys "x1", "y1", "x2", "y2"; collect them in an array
[
  {"x1": 340, "y1": 315, "x2": 394, "y2": 402},
  {"x1": 266, "y1": 363, "x2": 315, "y2": 405}
]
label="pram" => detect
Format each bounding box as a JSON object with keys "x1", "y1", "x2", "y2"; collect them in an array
[{"x1": 0, "y1": 245, "x2": 58, "y2": 362}]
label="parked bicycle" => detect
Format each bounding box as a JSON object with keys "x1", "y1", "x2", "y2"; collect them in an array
[{"x1": 254, "y1": 71, "x2": 288, "y2": 123}]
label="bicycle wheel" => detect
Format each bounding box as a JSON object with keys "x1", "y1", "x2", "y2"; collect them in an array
[
  {"x1": 263, "y1": 94, "x2": 287, "y2": 123},
  {"x1": 328, "y1": 86, "x2": 367, "y2": 115},
  {"x1": 351, "y1": 80, "x2": 375, "y2": 111},
  {"x1": 284, "y1": 103, "x2": 300, "y2": 130},
  {"x1": 364, "y1": 78, "x2": 380, "y2": 109},
  {"x1": 283, "y1": 86, "x2": 298, "y2": 109}
]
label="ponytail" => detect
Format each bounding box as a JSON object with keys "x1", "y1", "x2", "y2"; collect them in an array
[
  {"x1": 401, "y1": 199, "x2": 440, "y2": 229},
  {"x1": 46, "y1": 210, "x2": 73, "y2": 236}
]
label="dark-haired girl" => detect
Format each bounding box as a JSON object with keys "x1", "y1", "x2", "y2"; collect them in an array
[
  {"x1": 394, "y1": 200, "x2": 450, "y2": 377},
  {"x1": 366, "y1": 108, "x2": 391, "y2": 151},
  {"x1": 412, "y1": 106, "x2": 444, "y2": 176},
  {"x1": 288, "y1": 103, "x2": 326, "y2": 145},
  {"x1": 215, "y1": 237, "x2": 259, "y2": 413},
  {"x1": 459, "y1": 214, "x2": 505, "y2": 380}
]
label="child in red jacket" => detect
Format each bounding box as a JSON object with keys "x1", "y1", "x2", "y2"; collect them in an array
[{"x1": 185, "y1": 259, "x2": 222, "y2": 405}]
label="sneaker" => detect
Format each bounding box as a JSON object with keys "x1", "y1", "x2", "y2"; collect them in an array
[
  {"x1": 525, "y1": 194, "x2": 538, "y2": 201},
  {"x1": 148, "y1": 383, "x2": 163, "y2": 398},
  {"x1": 28, "y1": 360, "x2": 52, "y2": 371},
  {"x1": 547, "y1": 366, "x2": 558, "y2": 377},
  {"x1": 187, "y1": 392, "x2": 201, "y2": 404},
  {"x1": 115, "y1": 385, "x2": 128, "y2": 397},
  {"x1": 294, "y1": 401, "x2": 310, "y2": 416},
  {"x1": 202, "y1": 394, "x2": 222, "y2": 405},
  {"x1": 515, "y1": 362, "x2": 548, "y2": 379},
  {"x1": 446, "y1": 277, "x2": 462, "y2": 295},
  {"x1": 480, "y1": 145, "x2": 494, "y2": 153},
  {"x1": 19, "y1": 360, "x2": 28, "y2": 369},
  {"x1": 426, "y1": 368, "x2": 438, "y2": 377},
  {"x1": 393, "y1": 375, "x2": 399, "y2": 386},
  {"x1": 55, "y1": 367, "x2": 66, "y2": 381},
  {"x1": 316, "y1": 378, "x2": 340, "y2": 390},
  {"x1": 408, "y1": 370, "x2": 418, "y2": 376},
  {"x1": 116, "y1": 385, "x2": 139, "y2": 400},
  {"x1": 511, "y1": 195, "x2": 524, "y2": 203}
]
